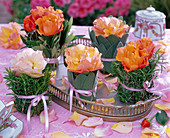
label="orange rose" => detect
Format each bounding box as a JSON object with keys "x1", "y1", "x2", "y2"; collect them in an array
[
  {"x1": 35, "y1": 13, "x2": 64, "y2": 36},
  {"x1": 31, "y1": 6, "x2": 64, "y2": 21},
  {"x1": 30, "y1": 6, "x2": 46, "y2": 21},
  {"x1": 92, "y1": 17, "x2": 129, "y2": 38},
  {"x1": 116, "y1": 41, "x2": 149, "y2": 72},
  {"x1": 136, "y1": 38, "x2": 155, "y2": 60},
  {"x1": 24, "y1": 15, "x2": 36, "y2": 32}
]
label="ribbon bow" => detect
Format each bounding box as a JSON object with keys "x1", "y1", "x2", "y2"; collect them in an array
[
  {"x1": 64, "y1": 76, "x2": 95, "y2": 112},
  {"x1": 16, "y1": 91, "x2": 49, "y2": 132}
]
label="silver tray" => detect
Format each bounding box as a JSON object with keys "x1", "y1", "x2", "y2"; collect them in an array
[{"x1": 48, "y1": 38, "x2": 160, "y2": 122}]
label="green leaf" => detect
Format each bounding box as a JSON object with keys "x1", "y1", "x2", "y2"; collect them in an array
[
  {"x1": 52, "y1": 45, "x2": 57, "y2": 57},
  {"x1": 96, "y1": 35, "x2": 111, "y2": 49},
  {"x1": 32, "y1": 46, "x2": 43, "y2": 51},
  {"x1": 120, "y1": 33, "x2": 129, "y2": 46},
  {"x1": 96, "y1": 35, "x2": 111, "y2": 50},
  {"x1": 82, "y1": 72, "x2": 96, "y2": 90},
  {"x1": 98, "y1": 43, "x2": 107, "y2": 56},
  {"x1": 107, "y1": 35, "x2": 120, "y2": 48},
  {"x1": 21, "y1": 45, "x2": 32, "y2": 49},
  {"x1": 65, "y1": 33, "x2": 75, "y2": 43},
  {"x1": 72, "y1": 35, "x2": 85, "y2": 41},
  {"x1": 74, "y1": 74, "x2": 86, "y2": 89},
  {"x1": 156, "y1": 110, "x2": 169, "y2": 126},
  {"x1": 20, "y1": 35, "x2": 28, "y2": 45},
  {"x1": 89, "y1": 30, "x2": 98, "y2": 44},
  {"x1": 112, "y1": 42, "x2": 123, "y2": 58},
  {"x1": 26, "y1": 40, "x2": 42, "y2": 46},
  {"x1": 118, "y1": 16, "x2": 123, "y2": 21}
]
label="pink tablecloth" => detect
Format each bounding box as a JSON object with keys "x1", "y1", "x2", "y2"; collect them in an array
[{"x1": 0, "y1": 25, "x2": 170, "y2": 138}]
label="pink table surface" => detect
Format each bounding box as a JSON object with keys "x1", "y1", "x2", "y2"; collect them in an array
[{"x1": 0, "y1": 25, "x2": 170, "y2": 138}]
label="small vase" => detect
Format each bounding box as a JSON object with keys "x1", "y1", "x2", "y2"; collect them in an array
[
  {"x1": 89, "y1": 30, "x2": 129, "y2": 74},
  {"x1": 112, "y1": 61, "x2": 154, "y2": 104},
  {"x1": 5, "y1": 69, "x2": 51, "y2": 116},
  {"x1": 67, "y1": 70, "x2": 98, "y2": 101},
  {"x1": 45, "y1": 56, "x2": 61, "y2": 71}
]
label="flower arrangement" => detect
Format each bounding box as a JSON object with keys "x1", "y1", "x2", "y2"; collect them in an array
[
  {"x1": 0, "y1": 22, "x2": 25, "y2": 49},
  {"x1": 21, "y1": 6, "x2": 78, "y2": 70},
  {"x1": 111, "y1": 37, "x2": 165, "y2": 104},
  {"x1": 4, "y1": 48, "x2": 51, "y2": 116},
  {"x1": 64, "y1": 44, "x2": 103, "y2": 105},
  {"x1": 89, "y1": 16, "x2": 130, "y2": 74}
]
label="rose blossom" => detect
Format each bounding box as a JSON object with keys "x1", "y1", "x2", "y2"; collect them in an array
[
  {"x1": 116, "y1": 38, "x2": 155, "y2": 72},
  {"x1": 0, "y1": 22, "x2": 25, "y2": 49},
  {"x1": 92, "y1": 16, "x2": 129, "y2": 38},
  {"x1": 23, "y1": 6, "x2": 65, "y2": 36},
  {"x1": 65, "y1": 44, "x2": 103, "y2": 73},
  {"x1": 10, "y1": 48, "x2": 47, "y2": 78}
]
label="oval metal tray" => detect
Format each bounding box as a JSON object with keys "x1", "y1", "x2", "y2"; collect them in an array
[{"x1": 48, "y1": 38, "x2": 160, "y2": 122}]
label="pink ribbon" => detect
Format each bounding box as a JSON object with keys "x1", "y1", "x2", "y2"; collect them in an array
[
  {"x1": 101, "y1": 58, "x2": 117, "y2": 62},
  {"x1": 16, "y1": 91, "x2": 49, "y2": 132},
  {"x1": 101, "y1": 78, "x2": 117, "y2": 90},
  {"x1": 118, "y1": 72, "x2": 159, "y2": 93},
  {"x1": 99, "y1": 71, "x2": 159, "y2": 94},
  {"x1": 45, "y1": 56, "x2": 60, "y2": 64},
  {"x1": 64, "y1": 76, "x2": 95, "y2": 112}
]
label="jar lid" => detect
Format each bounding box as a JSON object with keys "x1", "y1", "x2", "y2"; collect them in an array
[{"x1": 136, "y1": 6, "x2": 166, "y2": 19}]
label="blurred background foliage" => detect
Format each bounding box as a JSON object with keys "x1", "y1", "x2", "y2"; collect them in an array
[{"x1": 2, "y1": 0, "x2": 170, "y2": 28}]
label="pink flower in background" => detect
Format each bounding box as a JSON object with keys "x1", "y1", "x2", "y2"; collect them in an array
[
  {"x1": 2, "y1": 0, "x2": 13, "y2": 13},
  {"x1": 67, "y1": 0, "x2": 95, "y2": 18},
  {"x1": 114, "y1": 0, "x2": 131, "y2": 9},
  {"x1": 118, "y1": 9, "x2": 129, "y2": 16},
  {"x1": 104, "y1": 7, "x2": 117, "y2": 17},
  {"x1": 67, "y1": 2, "x2": 79, "y2": 18},
  {"x1": 79, "y1": 0, "x2": 93, "y2": 8},
  {"x1": 54, "y1": 0, "x2": 64, "y2": 7},
  {"x1": 114, "y1": 0, "x2": 131, "y2": 16},
  {"x1": 94, "y1": 0, "x2": 107, "y2": 10},
  {"x1": 31, "y1": 0, "x2": 51, "y2": 8},
  {"x1": 0, "y1": 22, "x2": 25, "y2": 49},
  {"x1": 54, "y1": 0, "x2": 71, "y2": 7}
]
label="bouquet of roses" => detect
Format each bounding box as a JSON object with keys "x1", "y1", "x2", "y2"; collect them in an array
[
  {"x1": 21, "y1": 6, "x2": 79, "y2": 70},
  {"x1": 111, "y1": 38, "x2": 165, "y2": 104}
]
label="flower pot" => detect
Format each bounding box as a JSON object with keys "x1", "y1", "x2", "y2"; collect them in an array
[
  {"x1": 5, "y1": 69, "x2": 51, "y2": 116},
  {"x1": 67, "y1": 70, "x2": 98, "y2": 101}
]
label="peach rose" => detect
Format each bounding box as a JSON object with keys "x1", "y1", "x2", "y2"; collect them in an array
[
  {"x1": 10, "y1": 48, "x2": 47, "y2": 78},
  {"x1": 24, "y1": 15, "x2": 36, "y2": 32},
  {"x1": 0, "y1": 22, "x2": 25, "y2": 49},
  {"x1": 92, "y1": 17, "x2": 129, "y2": 38},
  {"x1": 65, "y1": 44, "x2": 104, "y2": 73}
]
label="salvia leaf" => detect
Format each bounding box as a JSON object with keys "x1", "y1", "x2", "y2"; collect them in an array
[{"x1": 156, "y1": 110, "x2": 169, "y2": 126}]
